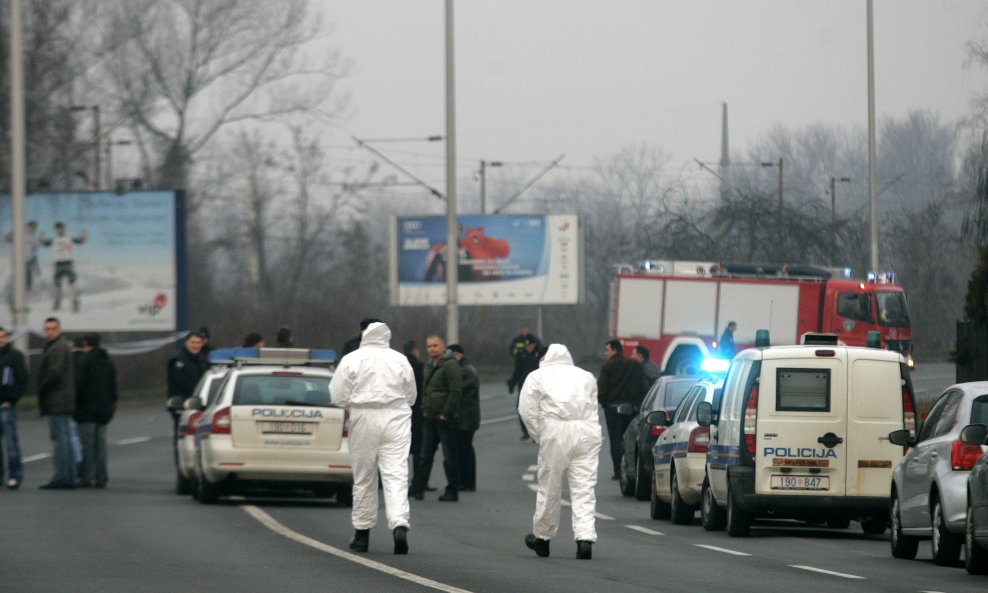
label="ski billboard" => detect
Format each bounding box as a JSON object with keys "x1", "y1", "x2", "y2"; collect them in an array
[
  {"x1": 0, "y1": 190, "x2": 187, "y2": 332},
  {"x1": 390, "y1": 214, "x2": 584, "y2": 306}
]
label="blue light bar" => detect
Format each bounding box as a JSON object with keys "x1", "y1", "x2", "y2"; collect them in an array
[
  {"x1": 310, "y1": 349, "x2": 337, "y2": 362},
  {"x1": 209, "y1": 347, "x2": 258, "y2": 363},
  {"x1": 700, "y1": 357, "x2": 730, "y2": 374}
]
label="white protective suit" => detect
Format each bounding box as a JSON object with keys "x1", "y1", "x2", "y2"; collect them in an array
[
  {"x1": 518, "y1": 344, "x2": 602, "y2": 542},
  {"x1": 330, "y1": 322, "x2": 417, "y2": 531}
]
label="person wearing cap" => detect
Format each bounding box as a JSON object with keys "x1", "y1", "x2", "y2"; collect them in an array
[
  {"x1": 519, "y1": 343, "x2": 601, "y2": 560},
  {"x1": 330, "y1": 321, "x2": 416, "y2": 554},
  {"x1": 507, "y1": 336, "x2": 540, "y2": 440},
  {"x1": 447, "y1": 344, "x2": 479, "y2": 492}
]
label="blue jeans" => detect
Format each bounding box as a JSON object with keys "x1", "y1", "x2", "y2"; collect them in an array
[
  {"x1": 77, "y1": 422, "x2": 108, "y2": 487},
  {"x1": 47, "y1": 414, "x2": 77, "y2": 486},
  {"x1": 0, "y1": 407, "x2": 23, "y2": 483}
]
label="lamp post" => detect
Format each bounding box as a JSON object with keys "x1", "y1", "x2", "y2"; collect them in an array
[
  {"x1": 830, "y1": 176, "x2": 852, "y2": 225},
  {"x1": 479, "y1": 159, "x2": 502, "y2": 214},
  {"x1": 10, "y1": 0, "x2": 27, "y2": 351},
  {"x1": 866, "y1": 0, "x2": 878, "y2": 273},
  {"x1": 71, "y1": 104, "x2": 100, "y2": 189},
  {"x1": 444, "y1": 0, "x2": 458, "y2": 344}
]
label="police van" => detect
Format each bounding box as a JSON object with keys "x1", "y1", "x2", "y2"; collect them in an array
[
  {"x1": 192, "y1": 347, "x2": 352, "y2": 505},
  {"x1": 696, "y1": 332, "x2": 916, "y2": 536}
]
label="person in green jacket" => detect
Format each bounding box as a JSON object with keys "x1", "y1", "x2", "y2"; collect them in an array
[{"x1": 409, "y1": 335, "x2": 462, "y2": 502}]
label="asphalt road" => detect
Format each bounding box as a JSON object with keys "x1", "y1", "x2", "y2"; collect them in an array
[{"x1": 2, "y1": 365, "x2": 985, "y2": 593}]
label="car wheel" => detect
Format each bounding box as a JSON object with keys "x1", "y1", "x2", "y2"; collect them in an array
[
  {"x1": 336, "y1": 484, "x2": 354, "y2": 507},
  {"x1": 726, "y1": 484, "x2": 751, "y2": 537},
  {"x1": 860, "y1": 517, "x2": 888, "y2": 535},
  {"x1": 931, "y1": 496, "x2": 962, "y2": 566},
  {"x1": 701, "y1": 477, "x2": 726, "y2": 531},
  {"x1": 649, "y1": 471, "x2": 670, "y2": 520},
  {"x1": 826, "y1": 516, "x2": 850, "y2": 529},
  {"x1": 670, "y1": 468, "x2": 694, "y2": 525},
  {"x1": 198, "y1": 476, "x2": 221, "y2": 504},
  {"x1": 619, "y1": 453, "x2": 635, "y2": 497},
  {"x1": 176, "y1": 470, "x2": 192, "y2": 496},
  {"x1": 890, "y1": 492, "x2": 919, "y2": 559},
  {"x1": 965, "y1": 503, "x2": 988, "y2": 575},
  {"x1": 634, "y1": 454, "x2": 651, "y2": 501}
]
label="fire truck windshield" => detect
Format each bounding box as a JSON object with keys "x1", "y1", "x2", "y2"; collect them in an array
[{"x1": 876, "y1": 291, "x2": 910, "y2": 327}]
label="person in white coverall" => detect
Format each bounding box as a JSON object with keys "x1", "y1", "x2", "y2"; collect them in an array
[
  {"x1": 518, "y1": 343, "x2": 602, "y2": 560},
  {"x1": 330, "y1": 322, "x2": 417, "y2": 554}
]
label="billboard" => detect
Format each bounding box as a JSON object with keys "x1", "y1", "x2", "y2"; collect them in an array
[
  {"x1": 0, "y1": 191, "x2": 186, "y2": 332},
  {"x1": 390, "y1": 214, "x2": 583, "y2": 306}
]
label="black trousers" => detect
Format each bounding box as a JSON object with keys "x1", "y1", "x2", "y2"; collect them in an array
[
  {"x1": 603, "y1": 406, "x2": 632, "y2": 478},
  {"x1": 456, "y1": 430, "x2": 476, "y2": 490},
  {"x1": 412, "y1": 417, "x2": 459, "y2": 493}
]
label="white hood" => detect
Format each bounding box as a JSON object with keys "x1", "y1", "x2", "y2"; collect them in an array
[
  {"x1": 330, "y1": 322, "x2": 416, "y2": 409},
  {"x1": 361, "y1": 322, "x2": 391, "y2": 348},
  {"x1": 540, "y1": 343, "x2": 573, "y2": 367},
  {"x1": 518, "y1": 343, "x2": 600, "y2": 443}
]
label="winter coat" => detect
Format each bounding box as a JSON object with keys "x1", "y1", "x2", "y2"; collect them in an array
[
  {"x1": 0, "y1": 342, "x2": 29, "y2": 406},
  {"x1": 38, "y1": 335, "x2": 75, "y2": 416},
  {"x1": 74, "y1": 347, "x2": 118, "y2": 425},
  {"x1": 167, "y1": 347, "x2": 207, "y2": 399},
  {"x1": 457, "y1": 357, "x2": 480, "y2": 432},
  {"x1": 508, "y1": 348, "x2": 540, "y2": 393},
  {"x1": 422, "y1": 352, "x2": 462, "y2": 419},
  {"x1": 597, "y1": 353, "x2": 648, "y2": 408},
  {"x1": 330, "y1": 323, "x2": 416, "y2": 409}
]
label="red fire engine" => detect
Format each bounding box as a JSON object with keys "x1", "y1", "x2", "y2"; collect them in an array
[{"x1": 610, "y1": 260, "x2": 913, "y2": 374}]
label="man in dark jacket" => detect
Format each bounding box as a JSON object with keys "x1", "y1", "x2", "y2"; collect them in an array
[
  {"x1": 167, "y1": 331, "x2": 207, "y2": 450},
  {"x1": 508, "y1": 336, "x2": 540, "y2": 439},
  {"x1": 75, "y1": 333, "x2": 118, "y2": 488},
  {"x1": 37, "y1": 317, "x2": 77, "y2": 489},
  {"x1": 402, "y1": 340, "x2": 429, "y2": 489},
  {"x1": 0, "y1": 326, "x2": 29, "y2": 489},
  {"x1": 409, "y1": 335, "x2": 462, "y2": 502},
  {"x1": 448, "y1": 344, "x2": 479, "y2": 491},
  {"x1": 597, "y1": 340, "x2": 649, "y2": 480}
]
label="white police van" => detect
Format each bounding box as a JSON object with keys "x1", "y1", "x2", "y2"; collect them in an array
[
  {"x1": 192, "y1": 347, "x2": 352, "y2": 505},
  {"x1": 696, "y1": 332, "x2": 916, "y2": 536}
]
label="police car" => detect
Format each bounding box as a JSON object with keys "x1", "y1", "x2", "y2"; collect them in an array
[
  {"x1": 649, "y1": 361, "x2": 726, "y2": 524},
  {"x1": 191, "y1": 348, "x2": 352, "y2": 505},
  {"x1": 169, "y1": 362, "x2": 230, "y2": 496}
]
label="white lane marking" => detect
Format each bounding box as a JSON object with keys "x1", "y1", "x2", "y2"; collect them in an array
[
  {"x1": 243, "y1": 505, "x2": 475, "y2": 593},
  {"x1": 116, "y1": 436, "x2": 151, "y2": 445},
  {"x1": 22, "y1": 453, "x2": 50, "y2": 463},
  {"x1": 694, "y1": 544, "x2": 751, "y2": 556},
  {"x1": 522, "y1": 473, "x2": 535, "y2": 481},
  {"x1": 527, "y1": 465, "x2": 538, "y2": 472},
  {"x1": 790, "y1": 565, "x2": 865, "y2": 580},
  {"x1": 524, "y1": 484, "x2": 613, "y2": 520},
  {"x1": 480, "y1": 415, "x2": 517, "y2": 426},
  {"x1": 626, "y1": 525, "x2": 664, "y2": 536}
]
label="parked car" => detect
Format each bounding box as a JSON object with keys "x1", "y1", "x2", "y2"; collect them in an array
[
  {"x1": 170, "y1": 365, "x2": 229, "y2": 496},
  {"x1": 649, "y1": 374, "x2": 724, "y2": 523},
  {"x1": 889, "y1": 386, "x2": 988, "y2": 565},
  {"x1": 958, "y1": 420, "x2": 988, "y2": 575},
  {"x1": 618, "y1": 375, "x2": 698, "y2": 500},
  {"x1": 192, "y1": 347, "x2": 352, "y2": 505}
]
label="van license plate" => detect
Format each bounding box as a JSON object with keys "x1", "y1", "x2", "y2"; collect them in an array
[
  {"x1": 259, "y1": 421, "x2": 311, "y2": 435},
  {"x1": 770, "y1": 475, "x2": 829, "y2": 490}
]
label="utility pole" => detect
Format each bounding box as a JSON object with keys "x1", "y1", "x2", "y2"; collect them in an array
[
  {"x1": 10, "y1": 0, "x2": 28, "y2": 351},
  {"x1": 444, "y1": 0, "x2": 459, "y2": 344},
  {"x1": 867, "y1": 0, "x2": 879, "y2": 273},
  {"x1": 479, "y1": 159, "x2": 502, "y2": 214}
]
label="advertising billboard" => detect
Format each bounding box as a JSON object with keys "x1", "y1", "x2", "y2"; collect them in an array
[
  {"x1": 0, "y1": 191, "x2": 186, "y2": 332},
  {"x1": 390, "y1": 214, "x2": 583, "y2": 306}
]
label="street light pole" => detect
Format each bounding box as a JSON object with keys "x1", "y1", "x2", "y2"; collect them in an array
[
  {"x1": 444, "y1": 0, "x2": 459, "y2": 345},
  {"x1": 10, "y1": 0, "x2": 28, "y2": 351},
  {"x1": 867, "y1": 0, "x2": 879, "y2": 273},
  {"x1": 479, "y1": 159, "x2": 502, "y2": 214}
]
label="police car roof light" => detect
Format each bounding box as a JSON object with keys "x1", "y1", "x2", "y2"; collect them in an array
[
  {"x1": 866, "y1": 331, "x2": 881, "y2": 349},
  {"x1": 800, "y1": 333, "x2": 839, "y2": 346},
  {"x1": 754, "y1": 329, "x2": 771, "y2": 348},
  {"x1": 700, "y1": 357, "x2": 730, "y2": 374}
]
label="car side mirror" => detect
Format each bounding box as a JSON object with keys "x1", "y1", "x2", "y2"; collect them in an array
[
  {"x1": 166, "y1": 396, "x2": 187, "y2": 412},
  {"x1": 616, "y1": 403, "x2": 636, "y2": 416},
  {"x1": 184, "y1": 398, "x2": 205, "y2": 411},
  {"x1": 696, "y1": 401, "x2": 713, "y2": 427},
  {"x1": 888, "y1": 429, "x2": 913, "y2": 447},
  {"x1": 959, "y1": 423, "x2": 988, "y2": 446},
  {"x1": 645, "y1": 410, "x2": 669, "y2": 426}
]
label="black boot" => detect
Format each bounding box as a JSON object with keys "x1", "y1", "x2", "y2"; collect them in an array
[
  {"x1": 437, "y1": 487, "x2": 458, "y2": 502},
  {"x1": 576, "y1": 540, "x2": 592, "y2": 560},
  {"x1": 348, "y1": 529, "x2": 369, "y2": 553},
  {"x1": 393, "y1": 526, "x2": 409, "y2": 555},
  {"x1": 525, "y1": 533, "x2": 550, "y2": 557}
]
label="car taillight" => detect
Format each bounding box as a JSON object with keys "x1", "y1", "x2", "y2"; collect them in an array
[
  {"x1": 688, "y1": 426, "x2": 710, "y2": 453},
  {"x1": 186, "y1": 411, "x2": 202, "y2": 436},
  {"x1": 211, "y1": 407, "x2": 231, "y2": 435},
  {"x1": 649, "y1": 424, "x2": 667, "y2": 438},
  {"x1": 951, "y1": 439, "x2": 983, "y2": 471},
  {"x1": 343, "y1": 409, "x2": 350, "y2": 438},
  {"x1": 743, "y1": 383, "x2": 759, "y2": 456}
]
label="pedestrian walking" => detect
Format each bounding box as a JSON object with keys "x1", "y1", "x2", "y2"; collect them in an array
[
  {"x1": 597, "y1": 340, "x2": 648, "y2": 480},
  {"x1": 74, "y1": 333, "x2": 118, "y2": 489},
  {"x1": 508, "y1": 336, "x2": 540, "y2": 439},
  {"x1": 408, "y1": 335, "x2": 462, "y2": 502},
  {"x1": 448, "y1": 344, "x2": 479, "y2": 492},
  {"x1": 37, "y1": 317, "x2": 77, "y2": 489},
  {"x1": 519, "y1": 343, "x2": 601, "y2": 560},
  {"x1": 0, "y1": 326, "x2": 29, "y2": 489},
  {"x1": 330, "y1": 322, "x2": 416, "y2": 554}
]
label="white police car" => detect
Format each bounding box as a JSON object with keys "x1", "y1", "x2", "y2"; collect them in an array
[{"x1": 192, "y1": 348, "x2": 352, "y2": 505}]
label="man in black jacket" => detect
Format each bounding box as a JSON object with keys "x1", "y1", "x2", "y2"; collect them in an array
[
  {"x1": 448, "y1": 344, "x2": 479, "y2": 491},
  {"x1": 508, "y1": 336, "x2": 540, "y2": 439},
  {"x1": 597, "y1": 340, "x2": 649, "y2": 480},
  {"x1": 402, "y1": 340, "x2": 427, "y2": 487},
  {"x1": 166, "y1": 331, "x2": 207, "y2": 451},
  {"x1": 0, "y1": 327, "x2": 29, "y2": 489},
  {"x1": 75, "y1": 333, "x2": 118, "y2": 488}
]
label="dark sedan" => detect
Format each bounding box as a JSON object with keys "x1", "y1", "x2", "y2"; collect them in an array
[{"x1": 619, "y1": 375, "x2": 698, "y2": 500}]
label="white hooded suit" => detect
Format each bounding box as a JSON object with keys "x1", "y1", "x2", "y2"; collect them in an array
[
  {"x1": 518, "y1": 344, "x2": 602, "y2": 542},
  {"x1": 330, "y1": 322, "x2": 417, "y2": 531}
]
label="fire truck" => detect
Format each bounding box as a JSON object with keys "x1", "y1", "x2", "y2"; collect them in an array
[{"x1": 610, "y1": 260, "x2": 913, "y2": 374}]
